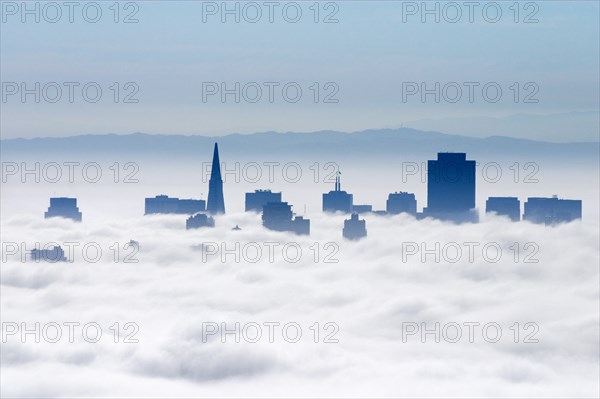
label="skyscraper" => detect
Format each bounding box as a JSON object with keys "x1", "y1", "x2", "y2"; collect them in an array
[
  {"x1": 422, "y1": 152, "x2": 477, "y2": 222},
  {"x1": 323, "y1": 172, "x2": 353, "y2": 213},
  {"x1": 206, "y1": 143, "x2": 225, "y2": 214},
  {"x1": 343, "y1": 213, "x2": 367, "y2": 240}
]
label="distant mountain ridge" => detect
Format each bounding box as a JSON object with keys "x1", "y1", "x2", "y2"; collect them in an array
[
  {"x1": 402, "y1": 111, "x2": 599, "y2": 142},
  {"x1": 2, "y1": 128, "x2": 598, "y2": 163}
]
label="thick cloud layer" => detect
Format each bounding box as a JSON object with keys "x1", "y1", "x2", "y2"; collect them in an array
[{"x1": 1, "y1": 208, "x2": 598, "y2": 397}]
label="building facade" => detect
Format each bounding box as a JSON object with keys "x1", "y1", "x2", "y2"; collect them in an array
[
  {"x1": 486, "y1": 197, "x2": 520, "y2": 221},
  {"x1": 323, "y1": 173, "x2": 353, "y2": 213},
  {"x1": 343, "y1": 213, "x2": 367, "y2": 240},
  {"x1": 386, "y1": 192, "x2": 417, "y2": 215},
  {"x1": 207, "y1": 143, "x2": 226, "y2": 214},
  {"x1": 245, "y1": 189, "x2": 282, "y2": 212},
  {"x1": 523, "y1": 196, "x2": 582, "y2": 224},
  {"x1": 44, "y1": 197, "x2": 82, "y2": 222},
  {"x1": 145, "y1": 195, "x2": 205, "y2": 215}
]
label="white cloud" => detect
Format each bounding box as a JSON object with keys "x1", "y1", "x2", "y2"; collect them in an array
[{"x1": 1, "y1": 208, "x2": 598, "y2": 397}]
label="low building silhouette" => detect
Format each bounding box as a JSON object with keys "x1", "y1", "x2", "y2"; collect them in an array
[
  {"x1": 262, "y1": 201, "x2": 310, "y2": 235},
  {"x1": 145, "y1": 195, "x2": 205, "y2": 215},
  {"x1": 352, "y1": 204, "x2": 372, "y2": 214},
  {"x1": 290, "y1": 216, "x2": 310, "y2": 235},
  {"x1": 30, "y1": 246, "x2": 67, "y2": 262},
  {"x1": 323, "y1": 172, "x2": 353, "y2": 213},
  {"x1": 386, "y1": 192, "x2": 417, "y2": 215},
  {"x1": 343, "y1": 213, "x2": 367, "y2": 240},
  {"x1": 523, "y1": 196, "x2": 582, "y2": 224},
  {"x1": 45, "y1": 197, "x2": 82, "y2": 222},
  {"x1": 245, "y1": 189, "x2": 282, "y2": 212},
  {"x1": 486, "y1": 197, "x2": 520, "y2": 221},
  {"x1": 186, "y1": 213, "x2": 215, "y2": 229}
]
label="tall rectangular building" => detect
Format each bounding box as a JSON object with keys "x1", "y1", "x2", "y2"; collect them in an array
[
  {"x1": 322, "y1": 173, "x2": 353, "y2": 213},
  {"x1": 262, "y1": 202, "x2": 294, "y2": 231},
  {"x1": 426, "y1": 152, "x2": 476, "y2": 213}
]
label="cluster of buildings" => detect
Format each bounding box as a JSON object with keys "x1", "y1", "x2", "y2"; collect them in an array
[
  {"x1": 42, "y1": 144, "x2": 583, "y2": 244},
  {"x1": 30, "y1": 246, "x2": 68, "y2": 262},
  {"x1": 320, "y1": 153, "x2": 478, "y2": 222},
  {"x1": 144, "y1": 143, "x2": 223, "y2": 229},
  {"x1": 318, "y1": 152, "x2": 582, "y2": 227}
]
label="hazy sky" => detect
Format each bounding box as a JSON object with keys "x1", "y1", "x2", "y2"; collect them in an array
[{"x1": 1, "y1": 1, "x2": 599, "y2": 138}]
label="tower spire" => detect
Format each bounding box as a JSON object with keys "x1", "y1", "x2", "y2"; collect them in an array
[{"x1": 207, "y1": 142, "x2": 225, "y2": 214}]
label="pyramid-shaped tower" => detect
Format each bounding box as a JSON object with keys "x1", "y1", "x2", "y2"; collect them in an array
[{"x1": 206, "y1": 143, "x2": 225, "y2": 214}]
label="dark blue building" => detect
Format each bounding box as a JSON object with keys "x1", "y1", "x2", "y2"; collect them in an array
[
  {"x1": 262, "y1": 201, "x2": 310, "y2": 235},
  {"x1": 386, "y1": 192, "x2": 417, "y2": 215},
  {"x1": 145, "y1": 195, "x2": 205, "y2": 215},
  {"x1": 523, "y1": 196, "x2": 582, "y2": 224},
  {"x1": 323, "y1": 173, "x2": 353, "y2": 213},
  {"x1": 262, "y1": 202, "x2": 292, "y2": 231},
  {"x1": 31, "y1": 246, "x2": 67, "y2": 262},
  {"x1": 486, "y1": 197, "x2": 520, "y2": 221},
  {"x1": 290, "y1": 216, "x2": 310, "y2": 235},
  {"x1": 45, "y1": 197, "x2": 82, "y2": 222},
  {"x1": 207, "y1": 143, "x2": 225, "y2": 214},
  {"x1": 186, "y1": 213, "x2": 215, "y2": 229},
  {"x1": 422, "y1": 152, "x2": 477, "y2": 222},
  {"x1": 245, "y1": 189, "x2": 282, "y2": 212},
  {"x1": 343, "y1": 213, "x2": 367, "y2": 240}
]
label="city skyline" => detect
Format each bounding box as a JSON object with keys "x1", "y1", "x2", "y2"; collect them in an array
[
  {"x1": 2, "y1": 1, "x2": 597, "y2": 397},
  {"x1": 42, "y1": 145, "x2": 583, "y2": 230}
]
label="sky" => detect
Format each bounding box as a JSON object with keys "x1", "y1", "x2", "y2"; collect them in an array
[{"x1": 1, "y1": 0, "x2": 599, "y2": 138}]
